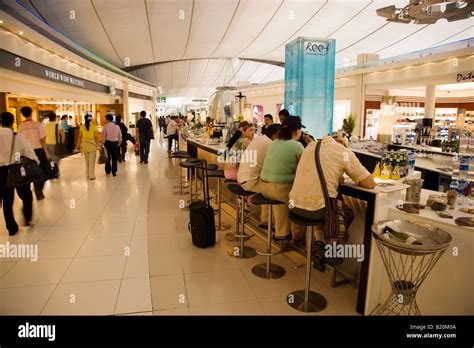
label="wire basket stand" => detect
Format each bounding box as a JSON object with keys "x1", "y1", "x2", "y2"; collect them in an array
[{"x1": 371, "y1": 220, "x2": 452, "y2": 316}]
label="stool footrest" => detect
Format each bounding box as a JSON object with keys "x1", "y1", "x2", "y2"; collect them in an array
[
  {"x1": 256, "y1": 250, "x2": 281, "y2": 257},
  {"x1": 234, "y1": 233, "x2": 254, "y2": 239}
]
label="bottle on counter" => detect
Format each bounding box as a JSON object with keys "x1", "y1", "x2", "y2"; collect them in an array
[
  {"x1": 459, "y1": 155, "x2": 470, "y2": 180},
  {"x1": 452, "y1": 154, "x2": 460, "y2": 180},
  {"x1": 391, "y1": 162, "x2": 401, "y2": 180},
  {"x1": 448, "y1": 180, "x2": 458, "y2": 208},
  {"x1": 372, "y1": 162, "x2": 381, "y2": 178},
  {"x1": 456, "y1": 179, "x2": 468, "y2": 208},
  {"x1": 407, "y1": 151, "x2": 415, "y2": 176},
  {"x1": 380, "y1": 162, "x2": 391, "y2": 180},
  {"x1": 383, "y1": 226, "x2": 423, "y2": 245}
]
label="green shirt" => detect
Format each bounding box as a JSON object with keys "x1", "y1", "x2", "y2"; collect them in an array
[{"x1": 260, "y1": 139, "x2": 304, "y2": 183}]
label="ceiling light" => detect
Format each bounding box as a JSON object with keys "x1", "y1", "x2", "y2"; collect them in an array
[
  {"x1": 0, "y1": 20, "x2": 4, "y2": 24},
  {"x1": 19, "y1": 31, "x2": 23, "y2": 35}
]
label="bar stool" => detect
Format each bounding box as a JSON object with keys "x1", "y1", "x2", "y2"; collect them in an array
[
  {"x1": 226, "y1": 183, "x2": 256, "y2": 259},
  {"x1": 171, "y1": 151, "x2": 190, "y2": 195},
  {"x1": 179, "y1": 159, "x2": 201, "y2": 209},
  {"x1": 207, "y1": 169, "x2": 231, "y2": 231},
  {"x1": 251, "y1": 193, "x2": 285, "y2": 279},
  {"x1": 287, "y1": 210, "x2": 327, "y2": 313},
  {"x1": 224, "y1": 179, "x2": 239, "y2": 241}
]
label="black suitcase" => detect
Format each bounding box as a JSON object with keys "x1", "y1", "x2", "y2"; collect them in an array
[{"x1": 188, "y1": 160, "x2": 216, "y2": 248}]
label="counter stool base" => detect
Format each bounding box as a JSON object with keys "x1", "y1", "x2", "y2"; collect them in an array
[
  {"x1": 173, "y1": 190, "x2": 189, "y2": 195},
  {"x1": 225, "y1": 231, "x2": 252, "y2": 241},
  {"x1": 252, "y1": 263, "x2": 285, "y2": 279},
  {"x1": 228, "y1": 246, "x2": 257, "y2": 259},
  {"x1": 287, "y1": 290, "x2": 327, "y2": 313},
  {"x1": 216, "y1": 222, "x2": 231, "y2": 231}
]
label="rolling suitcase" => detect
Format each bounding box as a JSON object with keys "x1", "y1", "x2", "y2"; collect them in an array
[{"x1": 188, "y1": 160, "x2": 216, "y2": 248}]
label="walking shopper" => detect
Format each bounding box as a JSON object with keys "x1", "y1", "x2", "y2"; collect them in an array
[
  {"x1": 44, "y1": 112, "x2": 65, "y2": 177},
  {"x1": 101, "y1": 114, "x2": 121, "y2": 176},
  {"x1": 18, "y1": 106, "x2": 50, "y2": 200},
  {"x1": 166, "y1": 116, "x2": 179, "y2": 153},
  {"x1": 115, "y1": 114, "x2": 129, "y2": 162},
  {"x1": 135, "y1": 110, "x2": 153, "y2": 164},
  {"x1": 76, "y1": 114, "x2": 99, "y2": 180},
  {"x1": 60, "y1": 115, "x2": 69, "y2": 152},
  {"x1": 0, "y1": 112, "x2": 38, "y2": 236}
]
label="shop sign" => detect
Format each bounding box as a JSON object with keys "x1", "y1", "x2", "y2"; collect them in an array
[
  {"x1": 304, "y1": 41, "x2": 329, "y2": 56},
  {"x1": 456, "y1": 72, "x2": 473, "y2": 83},
  {"x1": 0, "y1": 49, "x2": 109, "y2": 94}
]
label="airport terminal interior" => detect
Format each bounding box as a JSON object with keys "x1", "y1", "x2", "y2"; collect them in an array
[{"x1": 0, "y1": 0, "x2": 473, "y2": 318}]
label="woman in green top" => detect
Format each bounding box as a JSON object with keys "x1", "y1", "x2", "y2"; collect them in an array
[
  {"x1": 76, "y1": 114, "x2": 99, "y2": 180},
  {"x1": 257, "y1": 116, "x2": 312, "y2": 242}
]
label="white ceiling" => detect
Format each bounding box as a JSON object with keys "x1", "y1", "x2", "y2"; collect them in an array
[{"x1": 15, "y1": 0, "x2": 474, "y2": 98}]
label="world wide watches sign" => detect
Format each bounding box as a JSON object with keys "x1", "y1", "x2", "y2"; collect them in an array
[{"x1": 284, "y1": 37, "x2": 336, "y2": 139}]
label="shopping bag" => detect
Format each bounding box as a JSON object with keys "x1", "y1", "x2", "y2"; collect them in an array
[{"x1": 98, "y1": 147, "x2": 107, "y2": 164}]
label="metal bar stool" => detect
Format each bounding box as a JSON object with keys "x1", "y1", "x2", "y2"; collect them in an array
[
  {"x1": 207, "y1": 169, "x2": 231, "y2": 231},
  {"x1": 226, "y1": 183, "x2": 257, "y2": 259},
  {"x1": 250, "y1": 193, "x2": 285, "y2": 279},
  {"x1": 170, "y1": 151, "x2": 190, "y2": 195},
  {"x1": 179, "y1": 159, "x2": 201, "y2": 210},
  {"x1": 287, "y1": 210, "x2": 327, "y2": 313},
  {"x1": 371, "y1": 220, "x2": 452, "y2": 316}
]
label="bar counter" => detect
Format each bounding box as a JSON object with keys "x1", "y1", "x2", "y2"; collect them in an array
[{"x1": 180, "y1": 132, "x2": 473, "y2": 315}]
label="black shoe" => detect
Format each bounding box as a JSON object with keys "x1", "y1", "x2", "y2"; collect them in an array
[
  {"x1": 273, "y1": 234, "x2": 291, "y2": 242},
  {"x1": 140, "y1": 160, "x2": 144, "y2": 163},
  {"x1": 258, "y1": 223, "x2": 268, "y2": 230},
  {"x1": 144, "y1": 161, "x2": 148, "y2": 164},
  {"x1": 36, "y1": 191, "x2": 45, "y2": 201},
  {"x1": 8, "y1": 229, "x2": 18, "y2": 236},
  {"x1": 112, "y1": 173, "x2": 117, "y2": 177}
]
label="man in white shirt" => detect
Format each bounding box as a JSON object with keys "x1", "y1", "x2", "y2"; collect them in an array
[
  {"x1": 0, "y1": 112, "x2": 39, "y2": 235},
  {"x1": 166, "y1": 116, "x2": 179, "y2": 152},
  {"x1": 238, "y1": 124, "x2": 280, "y2": 229}
]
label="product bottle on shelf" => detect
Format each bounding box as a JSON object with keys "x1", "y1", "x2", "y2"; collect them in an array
[
  {"x1": 407, "y1": 152, "x2": 415, "y2": 176},
  {"x1": 452, "y1": 154, "x2": 460, "y2": 180},
  {"x1": 448, "y1": 180, "x2": 459, "y2": 208},
  {"x1": 459, "y1": 155, "x2": 470, "y2": 180}
]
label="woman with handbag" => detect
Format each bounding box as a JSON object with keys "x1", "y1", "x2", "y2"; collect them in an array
[
  {"x1": 76, "y1": 114, "x2": 99, "y2": 180},
  {"x1": 44, "y1": 112, "x2": 65, "y2": 178},
  {"x1": 0, "y1": 112, "x2": 39, "y2": 236}
]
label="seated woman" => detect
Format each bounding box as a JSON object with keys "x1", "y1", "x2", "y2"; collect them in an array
[
  {"x1": 256, "y1": 116, "x2": 308, "y2": 242},
  {"x1": 289, "y1": 135, "x2": 375, "y2": 241},
  {"x1": 223, "y1": 121, "x2": 255, "y2": 180}
]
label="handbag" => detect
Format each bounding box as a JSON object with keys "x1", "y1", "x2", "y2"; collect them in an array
[
  {"x1": 98, "y1": 147, "x2": 107, "y2": 164},
  {"x1": 134, "y1": 143, "x2": 140, "y2": 156},
  {"x1": 315, "y1": 140, "x2": 354, "y2": 243},
  {"x1": 54, "y1": 124, "x2": 67, "y2": 158},
  {"x1": 6, "y1": 134, "x2": 45, "y2": 188}
]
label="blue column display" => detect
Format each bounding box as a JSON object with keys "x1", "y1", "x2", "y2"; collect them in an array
[{"x1": 284, "y1": 37, "x2": 336, "y2": 139}]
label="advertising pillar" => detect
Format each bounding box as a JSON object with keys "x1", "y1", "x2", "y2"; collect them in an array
[{"x1": 284, "y1": 37, "x2": 336, "y2": 139}]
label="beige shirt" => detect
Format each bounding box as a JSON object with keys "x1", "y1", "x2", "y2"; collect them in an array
[
  {"x1": 0, "y1": 128, "x2": 39, "y2": 166},
  {"x1": 237, "y1": 135, "x2": 272, "y2": 185},
  {"x1": 289, "y1": 136, "x2": 370, "y2": 211}
]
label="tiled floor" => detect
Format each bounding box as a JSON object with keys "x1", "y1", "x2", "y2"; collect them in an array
[{"x1": 0, "y1": 132, "x2": 359, "y2": 316}]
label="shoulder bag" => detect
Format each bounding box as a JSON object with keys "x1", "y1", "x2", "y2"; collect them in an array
[
  {"x1": 6, "y1": 134, "x2": 45, "y2": 188},
  {"x1": 54, "y1": 124, "x2": 67, "y2": 158},
  {"x1": 314, "y1": 140, "x2": 354, "y2": 243},
  {"x1": 146, "y1": 120, "x2": 155, "y2": 140}
]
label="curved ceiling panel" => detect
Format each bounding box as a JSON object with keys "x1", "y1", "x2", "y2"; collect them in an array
[
  {"x1": 27, "y1": 0, "x2": 123, "y2": 66},
  {"x1": 182, "y1": 0, "x2": 239, "y2": 59},
  {"x1": 238, "y1": 0, "x2": 327, "y2": 58},
  {"x1": 210, "y1": 0, "x2": 283, "y2": 58},
  {"x1": 92, "y1": 0, "x2": 154, "y2": 67},
  {"x1": 147, "y1": 0, "x2": 193, "y2": 61}
]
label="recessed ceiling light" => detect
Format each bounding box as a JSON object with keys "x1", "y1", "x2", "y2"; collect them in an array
[
  {"x1": 0, "y1": 20, "x2": 4, "y2": 24},
  {"x1": 19, "y1": 31, "x2": 23, "y2": 35}
]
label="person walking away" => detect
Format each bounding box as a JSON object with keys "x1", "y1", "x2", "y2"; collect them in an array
[
  {"x1": 101, "y1": 114, "x2": 121, "y2": 176},
  {"x1": 18, "y1": 106, "x2": 50, "y2": 200},
  {"x1": 115, "y1": 115, "x2": 128, "y2": 163},
  {"x1": 60, "y1": 115, "x2": 69, "y2": 152},
  {"x1": 76, "y1": 114, "x2": 99, "y2": 180},
  {"x1": 0, "y1": 112, "x2": 39, "y2": 235},
  {"x1": 135, "y1": 111, "x2": 153, "y2": 164},
  {"x1": 166, "y1": 116, "x2": 179, "y2": 153},
  {"x1": 44, "y1": 112, "x2": 65, "y2": 177}
]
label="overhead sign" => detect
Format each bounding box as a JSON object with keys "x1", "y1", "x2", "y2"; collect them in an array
[
  {"x1": 0, "y1": 49, "x2": 110, "y2": 94},
  {"x1": 457, "y1": 72, "x2": 473, "y2": 83}
]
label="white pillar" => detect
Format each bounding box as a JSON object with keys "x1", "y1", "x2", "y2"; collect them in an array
[
  {"x1": 123, "y1": 82, "x2": 129, "y2": 126},
  {"x1": 425, "y1": 85, "x2": 436, "y2": 119}
]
